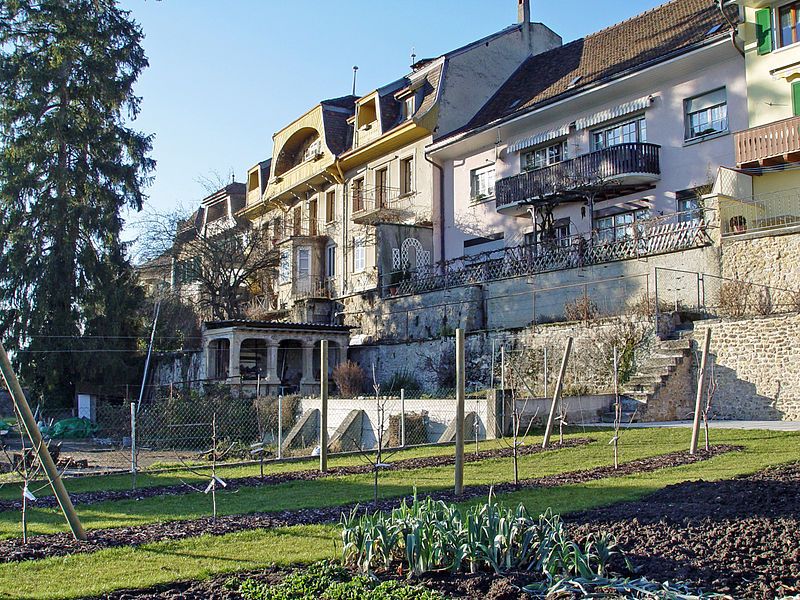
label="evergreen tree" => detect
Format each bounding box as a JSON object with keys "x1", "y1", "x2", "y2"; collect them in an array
[{"x1": 0, "y1": 0, "x2": 154, "y2": 407}]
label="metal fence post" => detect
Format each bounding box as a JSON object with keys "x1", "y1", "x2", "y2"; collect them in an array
[
  {"x1": 400, "y1": 388, "x2": 406, "y2": 447},
  {"x1": 130, "y1": 402, "x2": 137, "y2": 477},
  {"x1": 277, "y1": 394, "x2": 283, "y2": 460},
  {"x1": 454, "y1": 328, "x2": 465, "y2": 496},
  {"x1": 654, "y1": 268, "x2": 660, "y2": 335}
]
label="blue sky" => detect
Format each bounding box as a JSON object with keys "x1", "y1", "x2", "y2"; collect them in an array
[{"x1": 121, "y1": 0, "x2": 665, "y2": 220}]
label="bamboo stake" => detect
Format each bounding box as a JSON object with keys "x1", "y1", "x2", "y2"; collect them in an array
[
  {"x1": 690, "y1": 329, "x2": 712, "y2": 455},
  {"x1": 0, "y1": 342, "x2": 86, "y2": 540},
  {"x1": 542, "y1": 337, "x2": 573, "y2": 449}
]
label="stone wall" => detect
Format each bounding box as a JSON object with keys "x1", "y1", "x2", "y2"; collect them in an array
[
  {"x1": 693, "y1": 314, "x2": 800, "y2": 421},
  {"x1": 721, "y1": 228, "x2": 800, "y2": 291}
]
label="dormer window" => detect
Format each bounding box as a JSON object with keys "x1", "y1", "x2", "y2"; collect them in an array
[
  {"x1": 356, "y1": 98, "x2": 377, "y2": 129},
  {"x1": 303, "y1": 140, "x2": 322, "y2": 162},
  {"x1": 402, "y1": 96, "x2": 415, "y2": 120}
]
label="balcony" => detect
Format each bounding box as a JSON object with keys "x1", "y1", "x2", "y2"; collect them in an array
[
  {"x1": 294, "y1": 278, "x2": 332, "y2": 300},
  {"x1": 735, "y1": 115, "x2": 800, "y2": 168},
  {"x1": 352, "y1": 186, "x2": 412, "y2": 225},
  {"x1": 718, "y1": 190, "x2": 800, "y2": 238},
  {"x1": 273, "y1": 219, "x2": 325, "y2": 245},
  {"x1": 495, "y1": 143, "x2": 661, "y2": 216}
]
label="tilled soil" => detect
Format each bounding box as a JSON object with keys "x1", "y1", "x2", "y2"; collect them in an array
[
  {"x1": 92, "y1": 458, "x2": 800, "y2": 600},
  {"x1": 0, "y1": 439, "x2": 593, "y2": 511},
  {"x1": 0, "y1": 445, "x2": 735, "y2": 565},
  {"x1": 567, "y1": 462, "x2": 800, "y2": 600}
]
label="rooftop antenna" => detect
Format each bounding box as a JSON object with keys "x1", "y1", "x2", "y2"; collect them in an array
[
  {"x1": 411, "y1": 46, "x2": 417, "y2": 67},
  {"x1": 352, "y1": 66, "x2": 359, "y2": 96}
]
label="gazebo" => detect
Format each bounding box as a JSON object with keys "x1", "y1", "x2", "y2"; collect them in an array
[{"x1": 203, "y1": 320, "x2": 351, "y2": 396}]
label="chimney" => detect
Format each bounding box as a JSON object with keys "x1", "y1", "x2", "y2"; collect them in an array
[{"x1": 518, "y1": 0, "x2": 531, "y2": 24}]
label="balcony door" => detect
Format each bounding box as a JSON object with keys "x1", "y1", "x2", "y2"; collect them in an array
[{"x1": 375, "y1": 167, "x2": 388, "y2": 209}]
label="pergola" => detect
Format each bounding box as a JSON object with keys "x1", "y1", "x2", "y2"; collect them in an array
[{"x1": 203, "y1": 320, "x2": 351, "y2": 396}]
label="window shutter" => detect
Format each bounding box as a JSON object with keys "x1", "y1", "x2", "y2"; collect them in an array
[
  {"x1": 756, "y1": 8, "x2": 773, "y2": 55},
  {"x1": 793, "y1": 82, "x2": 800, "y2": 117}
]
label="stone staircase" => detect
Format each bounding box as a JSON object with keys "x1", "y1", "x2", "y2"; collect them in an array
[{"x1": 602, "y1": 329, "x2": 695, "y2": 423}]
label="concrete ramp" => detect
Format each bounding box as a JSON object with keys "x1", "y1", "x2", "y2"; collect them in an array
[
  {"x1": 438, "y1": 411, "x2": 478, "y2": 444},
  {"x1": 328, "y1": 409, "x2": 365, "y2": 453},
  {"x1": 281, "y1": 408, "x2": 319, "y2": 454}
]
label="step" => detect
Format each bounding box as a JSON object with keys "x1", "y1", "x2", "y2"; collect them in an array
[
  {"x1": 626, "y1": 373, "x2": 667, "y2": 386},
  {"x1": 658, "y1": 338, "x2": 693, "y2": 351},
  {"x1": 652, "y1": 349, "x2": 689, "y2": 360},
  {"x1": 639, "y1": 364, "x2": 676, "y2": 376},
  {"x1": 622, "y1": 381, "x2": 659, "y2": 394},
  {"x1": 646, "y1": 356, "x2": 681, "y2": 369}
]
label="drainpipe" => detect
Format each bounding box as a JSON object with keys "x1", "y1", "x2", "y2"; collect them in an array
[{"x1": 424, "y1": 151, "x2": 446, "y2": 274}]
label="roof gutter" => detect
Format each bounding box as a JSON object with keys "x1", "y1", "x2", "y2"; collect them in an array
[{"x1": 423, "y1": 151, "x2": 446, "y2": 273}]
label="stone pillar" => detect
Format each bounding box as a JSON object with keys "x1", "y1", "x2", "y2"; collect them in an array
[
  {"x1": 264, "y1": 344, "x2": 280, "y2": 385},
  {"x1": 300, "y1": 342, "x2": 316, "y2": 385},
  {"x1": 229, "y1": 335, "x2": 241, "y2": 382}
]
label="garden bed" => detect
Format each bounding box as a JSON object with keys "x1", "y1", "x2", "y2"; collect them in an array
[
  {"x1": 0, "y1": 439, "x2": 594, "y2": 511},
  {"x1": 91, "y1": 460, "x2": 799, "y2": 600},
  {"x1": 0, "y1": 445, "x2": 735, "y2": 563}
]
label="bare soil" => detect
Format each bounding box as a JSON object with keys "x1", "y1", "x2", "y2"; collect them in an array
[{"x1": 0, "y1": 445, "x2": 735, "y2": 564}]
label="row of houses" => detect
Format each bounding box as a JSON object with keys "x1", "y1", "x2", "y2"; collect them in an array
[{"x1": 144, "y1": 0, "x2": 800, "y2": 394}]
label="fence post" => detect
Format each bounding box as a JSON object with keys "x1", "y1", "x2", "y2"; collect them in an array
[
  {"x1": 320, "y1": 340, "x2": 329, "y2": 473},
  {"x1": 690, "y1": 328, "x2": 712, "y2": 455},
  {"x1": 500, "y1": 345, "x2": 506, "y2": 435},
  {"x1": 130, "y1": 402, "x2": 137, "y2": 478},
  {"x1": 654, "y1": 268, "x2": 660, "y2": 336},
  {"x1": 277, "y1": 394, "x2": 283, "y2": 460},
  {"x1": 543, "y1": 337, "x2": 573, "y2": 448},
  {"x1": 400, "y1": 388, "x2": 406, "y2": 447},
  {"x1": 454, "y1": 328, "x2": 465, "y2": 496}
]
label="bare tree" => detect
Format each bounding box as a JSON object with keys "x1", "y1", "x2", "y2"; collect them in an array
[
  {"x1": 135, "y1": 205, "x2": 279, "y2": 321},
  {"x1": 702, "y1": 356, "x2": 717, "y2": 451}
]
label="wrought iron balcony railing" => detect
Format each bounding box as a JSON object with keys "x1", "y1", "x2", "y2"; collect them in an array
[
  {"x1": 352, "y1": 186, "x2": 413, "y2": 224},
  {"x1": 272, "y1": 219, "x2": 326, "y2": 245},
  {"x1": 495, "y1": 143, "x2": 661, "y2": 212}
]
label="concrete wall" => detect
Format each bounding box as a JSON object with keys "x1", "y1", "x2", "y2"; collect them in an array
[{"x1": 694, "y1": 314, "x2": 800, "y2": 421}]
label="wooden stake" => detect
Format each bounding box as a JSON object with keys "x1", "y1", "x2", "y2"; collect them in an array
[
  {"x1": 542, "y1": 337, "x2": 573, "y2": 449},
  {"x1": 690, "y1": 328, "x2": 712, "y2": 455},
  {"x1": 454, "y1": 328, "x2": 465, "y2": 496},
  {"x1": 320, "y1": 340, "x2": 329, "y2": 473},
  {"x1": 0, "y1": 342, "x2": 86, "y2": 541}
]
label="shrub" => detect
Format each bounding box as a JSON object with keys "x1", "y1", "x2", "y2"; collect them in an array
[
  {"x1": 332, "y1": 361, "x2": 366, "y2": 397},
  {"x1": 791, "y1": 289, "x2": 800, "y2": 313},
  {"x1": 383, "y1": 369, "x2": 421, "y2": 394},
  {"x1": 564, "y1": 295, "x2": 599, "y2": 322},
  {"x1": 755, "y1": 287, "x2": 774, "y2": 316},
  {"x1": 386, "y1": 411, "x2": 428, "y2": 447},
  {"x1": 717, "y1": 280, "x2": 751, "y2": 318}
]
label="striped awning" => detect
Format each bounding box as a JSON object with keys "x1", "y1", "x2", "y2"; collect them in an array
[
  {"x1": 507, "y1": 124, "x2": 570, "y2": 154},
  {"x1": 575, "y1": 95, "x2": 653, "y2": 131}
]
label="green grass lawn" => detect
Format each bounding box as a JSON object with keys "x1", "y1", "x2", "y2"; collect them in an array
[
  {"x1": 0, "y1": 428, "x2": 795, "y2": 540},
  {"x1": 2, "y1": 427, "x2": 797, "y2": 599}
]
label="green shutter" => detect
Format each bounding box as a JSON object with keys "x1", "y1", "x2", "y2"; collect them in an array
[
  {"x1": 756, "y1": 8, "x2": 773, "y2": 55},
  {"x1": 793, "y1": 82, "x2": 800, "y2": 117}
]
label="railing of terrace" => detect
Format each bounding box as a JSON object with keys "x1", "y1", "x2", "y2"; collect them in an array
[{"x1": 384, "y1": 209, "x2": 712, "y2": 297}]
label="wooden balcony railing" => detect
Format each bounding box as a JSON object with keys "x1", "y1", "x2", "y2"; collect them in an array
[
  {"x1": 495, "y1": 143, "x2": 661, "y2": 210},
  {"x1": 735, "y1": 115, "x2": 800, "y2": 167}
]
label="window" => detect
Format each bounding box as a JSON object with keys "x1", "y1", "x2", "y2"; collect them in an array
[
  {"x1": 401, "y1": 96, "x2": 415, "y2": 120},
  {"x1": 352, "y1": 177, "x2": 364, "y2": 212},
  {"x1": 779, "y1": 2, "x2": 800, "y2": 48},
  {"x1": 677, "y1": 189, "x2": 704, "y2": 224},
  {"x1": 326, "y1": 244, "x2": 336, "y2": 278},
  {"x1": 279, "y1": 249, "x2": 290, "y2": 284},
  {"x1": 594, "y1": 209, "x2": 650, "y2": 244},
  {"x1": 684, "y1": 89, "x2": 728, "y2": 140},
  {"x1": 375, "y1": 167, "x2": 389, "y2": 208},
  {"x1": 297, "y1": 247, "x2": 310, "y2": 279},
  {"x1": 353, "y1": 237, "x2": 366, "y2": 272},
  {"x1": 470, "y1": 165, "x2": 496, "y2": 200},
  {"x1": 400, "y1": 157, "x2": 414, "y2": 195},
  {"x1": 293, "y1": 206, "x2": 302, "y2": 236},
  {"x1": 325, "y1": 190, "x2": 335, "y2": 223},
  {"x1": 592, "y1": 117, "x2": 646, "y2": 151},
  {"x1": 308, "y1": 198, "x2": 318, "y2": 236},
  {"x1": 175, "y1": 257, "x2": 201, "y2": 285},
  {"x1": 522, "y1": 141, "x2": 568, "y2": 171},
  {"x1": 528, "y1": 221, "x2": 571, "y2": 253}
]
